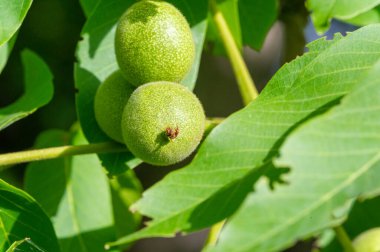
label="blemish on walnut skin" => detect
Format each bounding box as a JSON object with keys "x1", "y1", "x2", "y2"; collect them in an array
[{"x1": 165, "y1": 126, "x2": 179, "y2": 140}]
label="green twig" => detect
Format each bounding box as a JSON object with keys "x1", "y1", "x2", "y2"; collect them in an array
[
  {"x1": 0, "y1": 142, "x2": 126, "y2": 167},
  {"x1": 0, "y1": 119, "x2": 223, "y2": 168},
  {"x1": 334, "y1": 226, "x2": 355, "y2": 252},
  {"x1": 209, "y1": 0, "x2": 258, "y2": 105}
]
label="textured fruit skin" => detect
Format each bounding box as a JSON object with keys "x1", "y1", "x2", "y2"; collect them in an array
[
  {"x1": 94, "y1": 70, "x2": 135, "y2": 143},
  {"x1": 115, "y1": 0, "x2": 195, "y2": 87},
  {"x1": 353, "y1": 228, "x2": 380, "y2": 252},
  {"x1": 122, "y1": 82, "x2": 205, "y2": 166}
]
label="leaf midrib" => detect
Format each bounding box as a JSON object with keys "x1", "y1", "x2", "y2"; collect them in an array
[
  {"x1": 63, "y1": 156, "x2": 88, "y2": 252},
  {"x1": 0, "y1": 210, "x2": 11, "y2": 249},
  {"x1": 235, "y1": 151, "x2": 380, "y2": 252}
]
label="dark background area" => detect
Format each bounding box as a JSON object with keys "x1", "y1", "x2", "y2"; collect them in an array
[{"x1": 0, "y1": 0, "x2": 356, "y2": 251}]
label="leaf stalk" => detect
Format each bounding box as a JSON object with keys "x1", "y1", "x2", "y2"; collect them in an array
[
  {"x1": 0, "y1": 142, "x2": 126, "y2": 168},
  {"x1": 209, "y1": 0, "x2": 258, "y2": 105},
  {"x1": 333, "y1": 225, "x2": 356, "y2": 252}
]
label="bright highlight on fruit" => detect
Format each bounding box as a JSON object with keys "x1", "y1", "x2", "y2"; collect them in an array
[
  {"x1": 115, "y1": 0, "x2": 195, "y2": 87},
  {"x1": 122, "y1": 82, "x2": 205, "y2": 166},
  {"x1": 94, "y1": 70, "x2": 135, "y2": 143}
]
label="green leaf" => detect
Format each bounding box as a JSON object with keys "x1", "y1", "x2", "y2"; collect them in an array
[
  {"x1": 79, "y1": 0, "x2": 100, "y2": 17},
  {"x1": 207, "y1": 0, "x2": 278, "y2": 53},
  {"x1": 239, "y1": 0, "x2": 278, "y2": 50},
  {"x1": 107, "y1": 25, "x2": 380, "y2": 247},
  {"x1": 169, "y1": 0, "x2": 208, "y2": 87},
  {"x1": 74, "y1": 0, "x2": 207, "y2": 175},
  {"x1": 344, "y1": 5, "x2": 380, "y2": 26},
  {"x1": 110, "y1": 171, "x2": 142, "y2": 243},
  {"x1": 24, "y1": 128, "x2": 120, "y2": 252},
  {"x1": 211, "y1": 58, "x2": 380, "y2": 252},
  {"x1": 6, "y1": 238, "x2": 47, "y2": 252},
  {"x1": 307, "y1": 0, "x2": 380, "y2": 33},
  {"x1": 0, "y1": 0, "x2": 32, "y2": 46},
  {"x1": 0, "y1": 179, "x2": 60, "y2": 252},
  {"x1": 0, "y1": 50, "x2": 54, "y2": 131},
  {"x1": 0, "y1": 33, "x2": 17, "y2": 73}
]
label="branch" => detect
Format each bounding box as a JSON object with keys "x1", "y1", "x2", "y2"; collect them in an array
[
  {"x1": 0, "y1": 142, "x2": 126, "y2": 167},
  {"x1": 333, "y1": 225, "x2": 355, "y2": 252}
]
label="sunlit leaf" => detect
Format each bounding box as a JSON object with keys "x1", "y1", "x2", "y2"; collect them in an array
[
  {"x1": 0, "y1": 0, "x2": 32, "y2": 46},
  {"x1": 307, "y1": 0, "x2": 380, "y2": 33},
  {"x1": 107, "y1": 24, "x2": 380, "y2": 248},
  {"x1": 25, "y1": 128, "x2": 120, "y2": 252},
  {"x1": 0, "y1": 33, "x2": 17, "y2": 73},
  {"x1": 211, "y1": 58, "x2": 380, "y2": 252},
  {"x1": 345, "y1": 5, "x2": 380, "y2": 26}
]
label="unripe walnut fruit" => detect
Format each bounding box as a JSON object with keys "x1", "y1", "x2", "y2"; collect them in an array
[
  {"x1": 115, "y1": 0, "x2": 195, "y2": 87},
  {"x1": 94, "y1": 70, "x2": 135, "y2": 143},
  {"x1": 122, "y1": 82, "x2": 205, "y2": 166},
  {"x1": 353, "y1": 227, "x2": 380, "y2": 252}
]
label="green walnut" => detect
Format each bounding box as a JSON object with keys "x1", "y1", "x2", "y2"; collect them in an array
[
  {"x1": 115, "y1": 0, "x2": 195, "y2": 87},
  {"x1": 353, "y1": 227, "x2": 380, "y2": 252},
  {"x1": 94, "y1": 70, "x2": 135, "y2": 143},
  {"x1": 122, "y1": 82, "x2": 205, "y2": 166}
]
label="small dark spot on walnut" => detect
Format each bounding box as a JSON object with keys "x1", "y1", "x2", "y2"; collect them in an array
[{"x1": 165, "y1": 126, "x2": 179, "y2": 140}]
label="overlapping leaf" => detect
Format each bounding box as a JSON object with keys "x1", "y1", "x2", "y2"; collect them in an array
[
  {"x1": 207, "y1": 0, "x2": 278, "y2": 53},
  {"x1": 0, "y1": 50, "x2": 54, "y2": 131},
  {"x1": 211, "y1": 57, "x2": 380, "y2": 252},
  {"x1": 0, "y1": 0, "x2": 32, "y2": 46},
  {"x1": 107, "y1": 24, "x2": 380, "y2": 248},
  {"x1": 74, "y1": 0, "x2": 207, "y2": 175},
  {"x1": 25, "y1": 129, "x2": 120, "y2": 252},
  {"x1": 345, "y1": 5, "x2": 380, "y2": 26},
  {"x1": 110, "y1": 171, "x2": 142, "y2": 240},
  {"x1": 0, "y1": 179, "x2": 60, "y2": 252},
  {"x1": 79, "y1": 0, "x2": 100, "y2": 17},
  {"x1": 0, "y1": 34, "x2": 17, "y2": 73},
  {"x1": 307, "y1": 0, "x2": 380, "y2": 33}
]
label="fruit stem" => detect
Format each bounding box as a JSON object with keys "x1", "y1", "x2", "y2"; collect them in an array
[
  {"x1": 0, "y1": 142, "x2": 126, "y2": 168},
  {"x1": 333, "y1": 225, "x2": 356, "y2": 252},
  {"x1": 0, "y1": 118, "x2": 223, "y2": 168},
  {"x1": 204, "y1": 220, "x2": 225, "y2": 248},
  {"x1": 209, "y1": 0, "x2": 258, "y2": 105}
]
